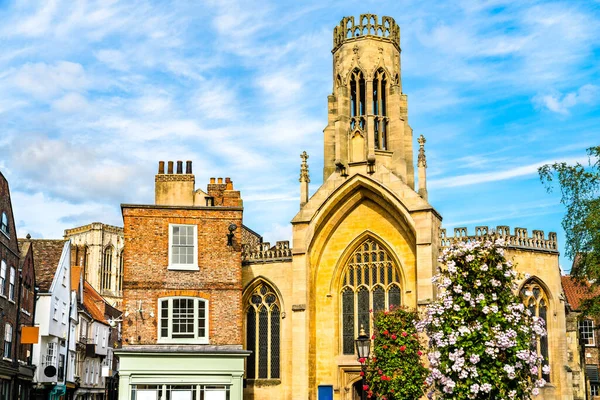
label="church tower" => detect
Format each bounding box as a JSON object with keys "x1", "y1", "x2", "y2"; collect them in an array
[{"x1": 323, "y1": 14, "x2": 414, "y2": 188}]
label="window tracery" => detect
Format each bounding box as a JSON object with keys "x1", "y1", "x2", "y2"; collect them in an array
[
  {"x1": 520, "y1": 280, "x2": 550, "y2": 382},
  {"x1": 350, "y1": 69, "x2": 366, "y2": 131},
  {"x1": 373, "y1": 69, "x2": 388, "y2": 150},
  {"x1": 340, "y1": 239, "x2": 401, "y2": 354},
  {"x1": 245, "y1": 282, "x2": 281, "y2": 379}
]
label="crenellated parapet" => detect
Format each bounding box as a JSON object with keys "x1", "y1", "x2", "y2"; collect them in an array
[
  {"x1": 242, "y1": 240, "x2": 293, "y2": 264},
  {"x1": 333, "y1": 14, "x2": 400, "y2": 51},
  {"x1": 440, "y1": 226, "x2": 558, "y2": 253}
]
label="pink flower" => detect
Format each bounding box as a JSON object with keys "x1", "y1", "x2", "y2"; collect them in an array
[
  {"x1": 359, "y1": 357, "x2": 366, "y2": 363},
  {"x1": 417, "y1": 350, "x2": 423, "y2": 356},
  {"x1": 399, "y1": 345, "x2": 406, "y2": 352},
  {"x1": 391, "y1": 334, "x2": 397, "y2": 339},
  {"x1": 383, "y1": 330, "x2": 389, "y2": 335},
  {"x1": 363, "y1": 385, "x2": 369, "y2": 391},
  {"x1": 401, "y1": 331, "x2": 408, "y2": 337}
]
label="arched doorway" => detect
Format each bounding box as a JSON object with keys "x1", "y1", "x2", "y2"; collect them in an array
[{"x1": 351, "y1": 380, "x2": 363, "y2": 400}]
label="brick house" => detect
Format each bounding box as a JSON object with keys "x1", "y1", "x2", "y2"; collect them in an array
[
  {"x1": 116, "y1": 161, "x2": 249, "y2": 400},
  {"x1": 563, "y1": 276, "x2": 600, "y2": 399},
  {"x1": 0, "y1": 171, "x2": 37, "y2": 399}
]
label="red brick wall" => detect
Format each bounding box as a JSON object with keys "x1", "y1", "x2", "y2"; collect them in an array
[
  {"x1": 122, "y1": 206, "x2": 243, "y2": 346},
  {"x1": 0, "y1": 173, "x2": 20, "y2": 363}
]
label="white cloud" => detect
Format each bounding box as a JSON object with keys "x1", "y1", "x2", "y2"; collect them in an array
[
  {"x1": 534, "y1": 84, "x2": 599, "y2": 115},
  {"x1": 11, "y1": 61, "x2": 88, "y2": 99},
  {"x1": 430, "y1": 157, "x2": 586, "y2": 188},
  {"x1": 52, "y1": 92, "x2": 89, "y2": 112}
]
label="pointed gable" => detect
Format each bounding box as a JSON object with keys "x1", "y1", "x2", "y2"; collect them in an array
[{"x1": 28, "y1": 239, "x2": 68, "y2": 293}]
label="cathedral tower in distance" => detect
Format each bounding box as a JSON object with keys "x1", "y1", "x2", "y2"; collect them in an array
[{"x1": 324, "y1": 14, "x2": 414, "y2": 188}]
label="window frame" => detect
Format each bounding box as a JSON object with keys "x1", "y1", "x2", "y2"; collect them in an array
[
  {"x1": 245, "y1": 282, "x2": 281, "y2": 380},
  {"x1": 8, "y1": 267, "x2": 15, "y2": 301},
  {"x1": 0, "y1": 212, "x2": 8, "y2": 237},
  {"x1": 168, "y1": 224, "x2": 199, "y2": 271},
  {"x1": 579, "y1": 319, "x2": 595, "y2": 347},
  {"x1": 157, "y1": 297, "x2": 208, "y2": 344},
  {"x1": 339, "y1": 239, "x2": 402, "y2": 355},
  {"x1": 3, "y1": 323, "x2": 12, "y2": 359},
  {"x1": 0, "y1": 261, "x2": 5, "y2": 297}
]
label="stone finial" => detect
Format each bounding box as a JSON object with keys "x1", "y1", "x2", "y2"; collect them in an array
[
  {"x1": 300, "y1": 151, "x2": 310, "y2": 183},
  {"x1": 417, "y1": 134, "x2": 427, "y2": 168}
]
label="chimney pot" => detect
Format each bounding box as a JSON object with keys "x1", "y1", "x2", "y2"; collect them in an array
[
  {"x1": 218, "y1": 177, "x2": 223, "y2": 184},
  {"x1": 210, "y1": 177, "x2": 215, "y2": 184},
  {"x1": 186, "y1": 161, "x2": 192, "y2": 174},
  {"x1": 158, "y1": 161, "x2": 165, "y2": 174},
  {"x1": 225, "y1": 177, "x2": 231, "y2": 183},
  {"x1": 167, "y1": 161, "x2": 174, "y2": 174},
  {"x1": 176, "y1": 161, "x2": 183, "y2": 174}
]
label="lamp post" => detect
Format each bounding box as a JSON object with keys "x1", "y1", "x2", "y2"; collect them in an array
[{"x1": 355, "y1": 324, "x2": 371, "y2": 400}]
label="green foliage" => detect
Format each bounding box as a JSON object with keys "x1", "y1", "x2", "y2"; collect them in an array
[
  {"x1": 422, "y1": 240, "x2": 547, "y2": 399},
  {"x1": 365, "y1": 307, "x2": 428, "y2": 400},
  {"x1": 539, "y1": 145, "x2": 600, "y2": 315}
]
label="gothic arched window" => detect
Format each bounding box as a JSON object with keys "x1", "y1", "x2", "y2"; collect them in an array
[
  {"x1": 102, "y1": 246, "x2": 113, "y2": 292},
  {"x1": 116, "y1": 250, "x2": 124, "y2": 293},
  {"x1": 245, "y1": 282, "x2": 281, "y2": 379},
  {"x1": 350, "y1": 69, "x2": 366, "y2": 130},
  {"x1": 520, "y1": 280, "x2": 550, "y2": 382},
  {"x1": 373, "y1": 69, "x2": 388, "y2": 150},
  {"x1": 340, "y1": 239, "x2": 401, "y2": 354}
]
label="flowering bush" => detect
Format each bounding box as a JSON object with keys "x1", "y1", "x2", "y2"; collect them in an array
[
  {"x1": 418, "y1": 239, "x2": 548, "y2": 399},
  {"x1": 365, "y1": 307, "x2": 428, "y2": 399}
]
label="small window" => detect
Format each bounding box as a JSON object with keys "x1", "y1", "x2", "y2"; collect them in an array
[
  {"x1": 158, "y1": 297, "x2": 208, "y2": 343},
  {"x1": 62, "y1": 302, "x2": 67, "y2": 325},
  {"x1": 53, "y1": 298, "x2": 59, "y2": 321},
  {"x1": 579, "y1": 319, "x2": 595, "y2": 346},
  {"x1": 0, "y1": 212, "x2": 8, "y2": 236},
  {"x1": 8, "y1": 267, "x2": 15, "y2": 301},
  {"x1": 3, "y1": 323, "x2": 12, "y2": 358},
  {"x1": 0, "y1": 261, "x2": 5, "y2": 296},
  {"x1": 168, "y1": 224, "x2": 198, "y2": 271},
  {"x1": 46, "y1": 342, "x2": 56, "y2": 366},
  {"x1": 591, "y1": 383, "x2": 599, "y2": 397}
]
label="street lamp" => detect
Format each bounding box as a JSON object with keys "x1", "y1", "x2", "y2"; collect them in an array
[{"x1": 355, "y1": 324, "x2": 371, "y2": 400}]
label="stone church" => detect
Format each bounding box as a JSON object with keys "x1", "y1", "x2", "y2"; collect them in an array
[{"x1": 117, "y1": 14, "x2": 576, "y2": 400}]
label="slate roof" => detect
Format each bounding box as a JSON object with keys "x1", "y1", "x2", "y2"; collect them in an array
[
  {"x1": 26, "y1": 239, "x2": 67, "y2": 293},
  {"x1": 561, "y1": 275, "x2": 600, "y2": 311}
]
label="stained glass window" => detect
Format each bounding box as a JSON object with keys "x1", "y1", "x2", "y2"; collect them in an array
[
  {"x1": 245, "y1": 282, "x2": 281, "y2": 380},
  {"x1": 340, "y1": 239, "x2": 402, "y2": 354}
]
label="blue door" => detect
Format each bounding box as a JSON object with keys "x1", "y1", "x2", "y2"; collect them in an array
[{"x1": 318, "y1": 385, "x2": 333, "y2": 400}]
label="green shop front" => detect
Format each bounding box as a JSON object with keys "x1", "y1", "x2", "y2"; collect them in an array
[{"x1": 115, "y1": 346, "x2": 249, "y2": 400}]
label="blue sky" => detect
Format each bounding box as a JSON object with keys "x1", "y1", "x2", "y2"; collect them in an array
[{"x1": 1, "y1": 0, "x2": 599, "y2": 272}]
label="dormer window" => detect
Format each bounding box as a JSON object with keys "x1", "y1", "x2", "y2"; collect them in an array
[{"x1": 0, "y1": 212, "x2": 8, "y2": 237}]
